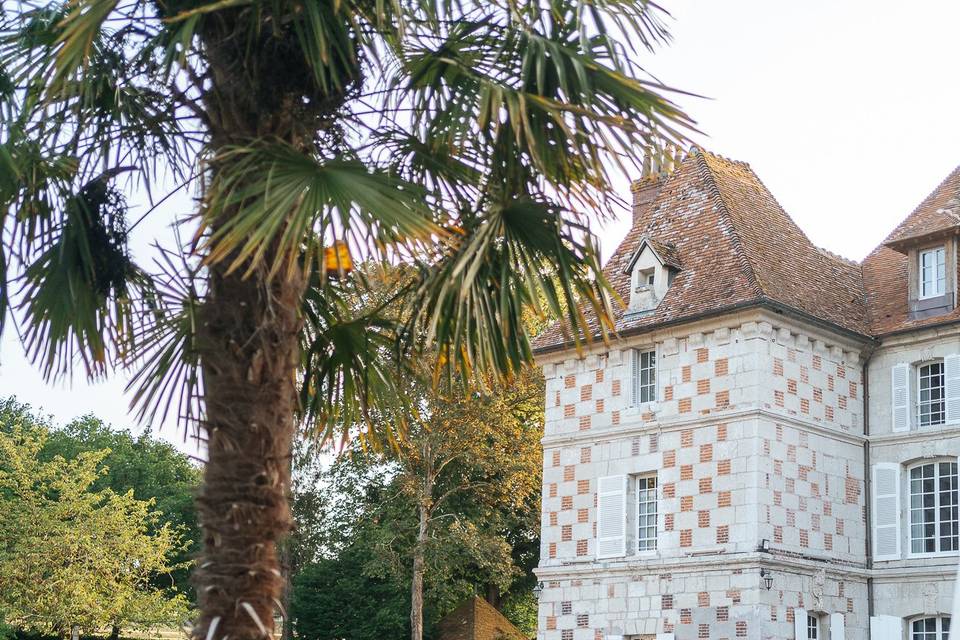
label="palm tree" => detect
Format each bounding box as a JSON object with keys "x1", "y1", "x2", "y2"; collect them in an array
[{"x1": 0, "y1": 1, "x2": 693, "y2": 638}]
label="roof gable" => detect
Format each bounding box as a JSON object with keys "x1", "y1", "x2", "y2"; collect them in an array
[{"x1": 624, "y1": 236, "x2": 682, "y2": 274}]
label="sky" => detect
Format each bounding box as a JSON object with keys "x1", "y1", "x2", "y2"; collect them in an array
[{"x1": 2, "y1": 0, "x2": 959, "y2": 454}]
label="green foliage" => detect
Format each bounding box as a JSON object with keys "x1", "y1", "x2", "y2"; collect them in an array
[
  {"x1": 290, "y1": 362, "x2": 544, "y2": 636},
  {"x1": 291, "y1": 547, "x2": 410, "y2": 640},
  {"x1": 0, "y1": 408, "x2": 190, "y2": 635},
  {"x1": 0, "y1": 0, "x2": 694, "y2": 445},
  {"x1": 0, "y1": 397, "x2": 202, "y2": 601}
]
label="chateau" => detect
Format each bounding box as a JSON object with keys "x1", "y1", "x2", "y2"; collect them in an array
[{"x1": 533, "y1": 149, "x2": 960, "y2": 640}]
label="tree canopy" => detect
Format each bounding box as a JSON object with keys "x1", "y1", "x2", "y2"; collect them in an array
[
  {"x1": 290, "y1": 366, "x2": 544, "y2": 639},
  {"x1": 0, "y1": 398, "x2": 202, "y2": 601},
  {"x1": 0, "y1": 412, "x2": 190, "y2": 635}
]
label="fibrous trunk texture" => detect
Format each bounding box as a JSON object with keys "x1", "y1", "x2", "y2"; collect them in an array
[{"x1": 193, "y1": 258, "x2": 304, "y2": 640}]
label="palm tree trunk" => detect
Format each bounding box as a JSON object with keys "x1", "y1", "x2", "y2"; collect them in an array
[{"x1": 193, "y1": 258, "x2": 305, "y2": 640}]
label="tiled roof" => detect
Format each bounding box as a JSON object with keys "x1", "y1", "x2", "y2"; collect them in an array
[
  {"x1": 863, "y1": 164, "x2": 960, "y2": 335},
  {"x1": 639, "y1": 236, "x2": 682, "y2": 269},
  {"x1": 434, "y1": 596, "x2": 526, "y2": 640},
  {"x1": 882, "y1": 166, "x2": 960, "y2": 249},
  {"x1": 533, "y1": 149, "x2": 870, "y2": 352}
]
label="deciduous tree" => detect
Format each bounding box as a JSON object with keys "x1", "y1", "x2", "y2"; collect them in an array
[{"x1": 0, "y1": 420, "x2": 189, "y2": 636}]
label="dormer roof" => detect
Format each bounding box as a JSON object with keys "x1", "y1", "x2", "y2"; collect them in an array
[
  {"x1": 624, "y1": 235, "x2": 682, "y2": 274},
  {"x1": 882, "y1": 166, "x2": 960, "y2": 253},
  {"x1": 863, "y1": 163, "x2": 960, "y2": 335},
  {"x1": 533, "y1": 150, "x2": 960, "y2": 353}
]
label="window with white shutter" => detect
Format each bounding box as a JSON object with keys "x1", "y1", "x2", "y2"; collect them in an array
[
  {"x1": 794, "y1": 608, "x2": 808, "y2": 640},
  {"x1": 870, "y1": 615, "x2": 903, "y2": 640},
  {"x1": 892, "y1": 363, "x2": 910, "y2": 432},
  {"x1": 830, "y1": 613, "x2": 845, "y2": 640},
  {"x1": 873, "y1": 463, "x2": 901, "y2": 560},
  {"x1": 596, "y1": 475, "x2": 627, "y2": 558},
  {"x1": 908, "y1": 461, "x2": 958, "y2": 554},
  {"x1": 945, "y1": 354, "x2": 960, "y2": 424}
]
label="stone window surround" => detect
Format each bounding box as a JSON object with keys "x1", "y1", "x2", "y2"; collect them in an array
[
  {"x1": 907, "y1": 459, "x2": 959, "y2": 558},
  {"x1": 919, "y1": 246, "x2": 947, "y2": 299},
  {"x1": 909, "y1": 615, "x2": 952, "y2": 640},
  {"x1": 905, "y1": 238, "x2": 958, "y2": 319},
  {"x1": 918, "y1": 359, "x2": 947, "y2": 427}
]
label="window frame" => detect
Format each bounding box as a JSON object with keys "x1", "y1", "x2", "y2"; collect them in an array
[
  {"x1": 634, "y1": 474, "x2": 658, "y2": 554},
  {"x1": 806, "y1": 614, "x2": 821, "y2": 640},
  {"x1": 908, "y1": 460, "x2": 959, "y2": 557},
  {"x1": 918, "y1": 360, "x2": 947, "y2": 427},
  {"x1": 919, "y1": 246, "x2": 946, "y2": 299},
  {"x1": 910, "y1": 615, "x2": 951, "y2": 640},
  {"x1": 632, "y1": 348, "x2": 657, "y2": 408}
]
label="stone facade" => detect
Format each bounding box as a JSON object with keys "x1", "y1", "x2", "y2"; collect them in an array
[
  {"x1": 533, "y1": 154, "x2": 960, "y2": 640},
  {"x1": 537, "y1": 313, "x2": 872, "y2": 640}
]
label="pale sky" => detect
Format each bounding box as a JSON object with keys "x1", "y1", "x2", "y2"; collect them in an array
[{"x1": 2, "y1": 0, "x2": 959, "y2": 454}]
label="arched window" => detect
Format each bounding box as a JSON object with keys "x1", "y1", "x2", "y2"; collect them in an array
[
  {"x1": 909, "y1": 461, "x2": 959, "y2": 554},
  {"x1": 910, "y1": 616, "x2": 950, "y2": 640}
]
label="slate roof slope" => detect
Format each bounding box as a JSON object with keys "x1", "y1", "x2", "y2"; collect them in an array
[
  {"x1": 533, "y1": 149, "x2": 869, "y2": 352},
  {"x1": 863, "y1": 164, "x2": 960, "y2": 335}
]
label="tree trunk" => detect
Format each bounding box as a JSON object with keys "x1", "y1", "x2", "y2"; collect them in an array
[
  {"x1": 192, "y1": 257, "x2": 305, "y2": 640},
  {"x1": 486, "y1": 584, "x2": 501, "y2": 609},
  {"x1": 109, "y1": 625, "x2": 120, "y2": 640},
  {"x1": 411, "y1": 457, "x2": 434, "y2": 640}
]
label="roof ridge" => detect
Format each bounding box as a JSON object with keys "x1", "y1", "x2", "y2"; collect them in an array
[
  {"x1": 692, "y1": 150, "x2": 765, "y2": 297},
  {"x1": 815, "y1": 245, "x2": 858, "y2": 267}
]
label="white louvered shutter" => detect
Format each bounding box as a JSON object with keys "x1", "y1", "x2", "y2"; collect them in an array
[
  {"x1": 631, "y1": 349, "x2": 640, "y2": 407},
  {"x1": 891, "y1": 363, "x2": 910, "y2": 432},
  {"x1": 945, "y1": 354, "x2": 960, "y2": 424},
  {"x1": 597, "y1": 475, "x2": 627, "y2": 558},
  {"x1": 830, "y1": 613, "x2": 845, "y2": 640},
  {"x1": 794, "y1": 608, "x2": 807, "y2": 640},
  {"x1": 872, "y1": 463, "x2": 901, "y2": 560},
  {"x1": 869, "y1": 615, "x2": 901, "y2": 640},
  {"x1": 624, "y1": 474, "x2": 637, "y2": 556}
]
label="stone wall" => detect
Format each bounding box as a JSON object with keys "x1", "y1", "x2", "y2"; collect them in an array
[{"x1": 536, "y1": 311, "x2": 870, "y2": 640}]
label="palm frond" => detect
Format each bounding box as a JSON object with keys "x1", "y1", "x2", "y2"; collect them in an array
[
  {"x1": 411, "y1": 197, "x2": 613, "y2": 389},
  {"x1": 298, "y1": 268, "x2": 413, "y2": 451},
  {"x1": 17, "y1": 178, "x2": 144, "y2": 379},
  {"x1": 199, "y1": 142, "x2": 442, "y2": 279},
  {"x1": 125, "y1": 242, "x2": 204, "y2": 433}
]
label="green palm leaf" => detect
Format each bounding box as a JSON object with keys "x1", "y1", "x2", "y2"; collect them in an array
[{"x1": 200, "y1": 142, "x2": 442, "y2": 278}]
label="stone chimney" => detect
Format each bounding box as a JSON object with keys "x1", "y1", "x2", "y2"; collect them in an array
[{"x1": 630, "y1": 145, "x2": 685, "y2": 228}]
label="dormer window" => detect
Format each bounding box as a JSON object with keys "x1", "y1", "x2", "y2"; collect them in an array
[
  {"x1": 624, "y1": 236, "x2": 680, "y2": 316},
  {"x1": 920, "y1": 247, "x2": 946, "y2": 298}
]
